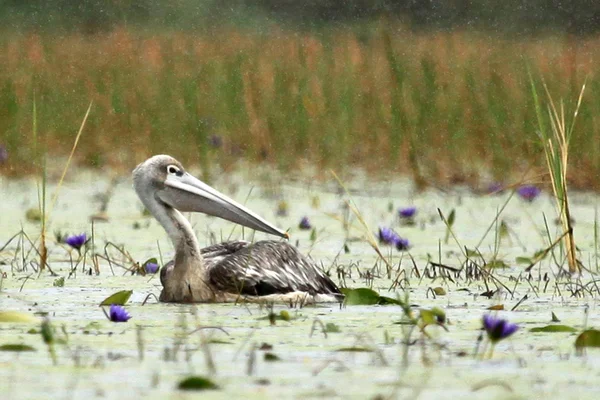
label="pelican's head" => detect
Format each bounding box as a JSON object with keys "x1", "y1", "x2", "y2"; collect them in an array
[{"x1": 133, "y1": 155, "x2": 289, "y2": 239}]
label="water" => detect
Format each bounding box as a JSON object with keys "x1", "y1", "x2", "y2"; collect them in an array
[{"x1": 1, "y1": 166, "x2": 600, "y2": 399}]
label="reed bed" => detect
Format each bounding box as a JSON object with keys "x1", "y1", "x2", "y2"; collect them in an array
[{"x1": 0, "y1": 25, "x2": 598, "y2": 188}]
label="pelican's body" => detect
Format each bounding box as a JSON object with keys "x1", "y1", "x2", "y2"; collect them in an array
[{"x1": 133, "y1": 155, "x2": 342, "y2": 304}]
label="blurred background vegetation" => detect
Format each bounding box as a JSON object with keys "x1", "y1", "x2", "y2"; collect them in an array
[{"x1": 0, "y1": 1, "x2": 598, "y2": 188}]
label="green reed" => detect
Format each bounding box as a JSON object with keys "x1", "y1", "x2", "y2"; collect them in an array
[
  {"x1": 530, "y1": 76, "x2": 584, "y2": 273},
  {"x1": 0, "y1": 26, "x2": 599, "y2": 188}
]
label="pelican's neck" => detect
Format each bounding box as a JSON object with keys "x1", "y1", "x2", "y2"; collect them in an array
[{"x1": 149, "y1": 200, "x2": 203, "y2": 271}]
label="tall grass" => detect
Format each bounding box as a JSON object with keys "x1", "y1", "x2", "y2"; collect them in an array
[
  {"x1": 0, "y1": 25, "x2": 598, "y2": 188},
  {"x1": 531, "y1": 78, "x2": 585, "y2": 273}
]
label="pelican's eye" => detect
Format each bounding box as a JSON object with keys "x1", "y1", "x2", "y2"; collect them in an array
[{"x1": 167, "y1": 165, "x2": 183, "y2": 177}]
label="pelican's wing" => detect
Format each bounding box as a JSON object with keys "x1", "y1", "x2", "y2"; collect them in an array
[
  {"x1": 201, "y1": 240, "x2": 251, "y2": 269},
  {"x1": 206, "y1": 240, "x2": 341, "y2": 298}
]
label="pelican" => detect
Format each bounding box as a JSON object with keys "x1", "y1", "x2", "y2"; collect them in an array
[{"x1": 133, "y1": 155, "x2": 342, "y2": 304}]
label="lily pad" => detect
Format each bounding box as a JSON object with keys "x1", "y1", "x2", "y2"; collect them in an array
[
  {"x1": 99, "y1": 290, "x2": 132, "y2": 306},
  {"x1": 575, "y1": 329, "x2": 600, "y2": 350},
  {"x1": 420, "y1": 307, "x2": 446, "y2": 327},
  {"x1": 264, "y1": 352, "x2": 280, "y2": 361},
  {"x1": 432, "y1": 287, "x2": 446, "y2": 296},
  {"x1": 341, "y1": 288, "x2": 380, "y2": 305},
  {"x1": 487, "y1": 259, "x2": 509, "y2": 269},
  {"x1": 258, "y1": 310, "x2": 293, "y2": 323},
  {"x1": 516, "y1": 257, "x2": 532, "y2": 265},
  {"x1": 25, "y1": 208, "x2": 42, "y2": 222},
  {"x1": 0, "y1": 344, "x2": 36, "y2": 352},
  {"x1": 178, "y1": 376, "x2": 220, "y2": 391},
  {"x1": 324, "y1": 323, "x2": 341, "y2": 333},
  {"x1": 341, "y1": 288, "x2": 401, "y2": 306},
  {"x1": 0, "y1": 311, "x2": 38, "y2": 323},
  {"x1": 378, "y1": 296, "x2": 402, "y2": 305},
  {"x1": 530, "y1": 325, "x2": 577, "y2": 333},
  {"x1": 335, "y1": 347, "x2": 373, "y2": 352}
]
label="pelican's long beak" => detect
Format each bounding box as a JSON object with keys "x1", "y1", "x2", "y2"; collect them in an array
[{"x1": 158, "y1": 172, "x2": 289, "y2": 239}]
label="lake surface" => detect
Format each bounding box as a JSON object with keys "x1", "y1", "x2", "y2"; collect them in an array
[{"x1": 1, "y1": 165, "x2": 600, "y2": 399}]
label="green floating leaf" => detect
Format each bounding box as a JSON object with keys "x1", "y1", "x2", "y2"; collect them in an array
[
  {"x1": 335, "y1": 347, "x2": 373, "y2": 352},
  {"x1": 487, "y1": 259, "x2": 509, "y2": 269},
  {"x1": 263, "y1": 352, "x2": 280, "y2": 362},
  {"x1": 324, "y1": 323, "x2": 341, "y2": 333},
  {"x1": 53, "y1": 277, "x2": 65, "y2": 287},
  {"x1": 207, "y1": 339, "x2": 232, "y2": 345},
  {"x1": 420, "y1": 307, "x2": 446, "y2": 327},
  {"x1": 178, "y1": 376, "x2": 220, "y2": 391},
  {"x1": 575, "y1": 329, "x2": 600, "y2": 350},
  {"x1": 433, "y1": 287, "x2": 446, "y2": 296},
  {"x1": 531, "y1": 325, "x2": 577, "y2": 333},
  {"x1": 0, "y1": 311, "x2": 38, "y2": 323},
  {"x1": 516, "y1": 257, "x2": 533, "y2": 265},
  {"x1": 258, "y1": 310, "x2": 294, "y2": 323},
  {"x1": 341, "y1": 288, "x2": 401, "y2": 306},
  {"x1": 25, "y1": 208, "x2": 42, "y2": 222},
  {"x1": 0, "y1": 344, "x2": 36, "y2": 352},
  {"x1": 342, "y1": 288, "x2": 380, "y2": 305},
  {"x1": 378, "y1": 296, "x2": 402, "y2": 305},
  {"x1": 99, "y1": 290, "x2": 133, "y2": 306},
  {"x1": 279, "y1": 310, "x2": 290, "y2": 321}
]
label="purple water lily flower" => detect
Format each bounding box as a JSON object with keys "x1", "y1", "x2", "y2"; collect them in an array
[
  {"x1": 145, "y1": 262, "x2": 159, "y2": 274},
  {"x1": 517, "y1": 185, "x2": 541, "y2": 202},
  {"x1": 398, "y1": 207, "x2": 417, "y2": 219},
  {"x1": 482, "y1": 314, "x2": 518, "y2": 343},
  {"x1": 109, "y1": 304, "x2": 131, "y2": 323},
  {"x1": 299, "y1": 216, "x2": 312, "y2": 230},
  {"x1": 65, "y1": 233, "x2": 87, "y2": 250},
  {"x1": 0, "y1": 144, "x2": 7, "y2": 164},
  {"x1": 396, "y1": 237, "x2": 410, "y2": 251},
  {"x1": 378, "y1": 227, "x2": 398, "y2": 245}
]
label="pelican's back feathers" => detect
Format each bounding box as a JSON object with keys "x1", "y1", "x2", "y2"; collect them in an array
[{"x1": 206, "y1": 240, "x2": 341, "y2": 299}]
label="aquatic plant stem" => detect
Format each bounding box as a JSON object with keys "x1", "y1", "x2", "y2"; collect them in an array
[
  {"x1": 48, "y1": 101, "x2": 93, "y2": 219},
  {"x1": 530, "y1": 75, "x2": 583, "y2": 273},
  {"x1": 487, "y1": 344, "x2": 495, "y2": 360},
  {"x1": 330, "y1": 170, "x2": 394, "y2": 276}
]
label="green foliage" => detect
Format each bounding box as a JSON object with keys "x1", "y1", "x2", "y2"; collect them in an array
[
  {"x1": 530, "y1": 325, "x2": 577, "y2": 333},
  {"x1": 263, "y1": 352, "x2": 280, "y2": 361},
  {"x1": 0, "y1": 344, "x2": 36, "y2": 352},
  {"x1": 99, "y1": 290, "x2": 132, "y2": 306},
  {"x1": 341, "y1": 288, "x2": 401, "y2": 306},
  {"x1": 177, "y1": 376, "x2": 220, "y2": 391},
  {"x1": 575, "y1": 329, "x2": 600, "y2": 352},
  {"x1": 0, "y1": 311, "x2": 38, "y2": 323},
  {"x1": 1, "y1": 26, "x2": 600, "y2": 187}
]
